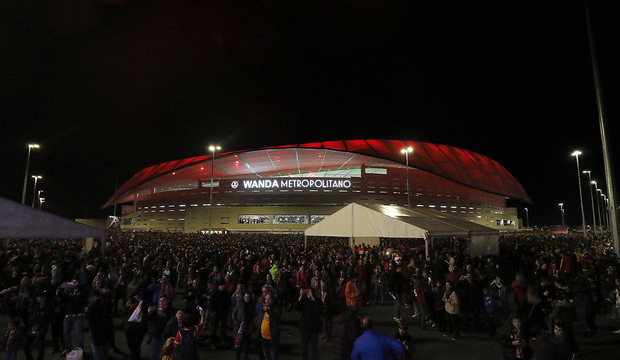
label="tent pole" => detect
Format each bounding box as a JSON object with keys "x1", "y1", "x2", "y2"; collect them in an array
[{"x1": 304, "y1": 235, "x2": 307, "y2": 251}]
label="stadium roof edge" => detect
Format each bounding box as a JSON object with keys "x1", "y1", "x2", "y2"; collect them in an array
[{"x1": 102, "y1": 139, "x2": 531, "y2": 208}]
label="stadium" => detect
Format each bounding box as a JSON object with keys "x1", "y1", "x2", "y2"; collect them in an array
[{"x1": 103, "y1": 139, "x2": 531, "y2": 233}]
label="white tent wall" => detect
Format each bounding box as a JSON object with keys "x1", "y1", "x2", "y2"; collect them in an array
[
  {"x1": 469, "y1": 233, "x2": 500, "y2": 257},
  {"x1": 305, "y1": 203, "x2": 427, "y2": 238},
  {"x1": 305, "y1": 203, "x2": 499, "y2": 257}
]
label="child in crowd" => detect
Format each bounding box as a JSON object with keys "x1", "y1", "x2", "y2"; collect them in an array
[
  {"x1": 393, "y1": 323, "x2": 415, "y2": 360},
  {"x1": 3, "y1": 318, "x2": 25, "y2": 360}
]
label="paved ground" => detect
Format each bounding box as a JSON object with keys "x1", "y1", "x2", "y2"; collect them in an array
[{"x1": 3, "y1": 292, "x2": 619, "y2": 360}]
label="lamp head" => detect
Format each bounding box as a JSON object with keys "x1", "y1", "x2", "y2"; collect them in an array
[
  {"x1": 28, "y1": 144, "x2": 40, "y2": 149},
  {"x1": 400, "y1": 147, "x2": 413, "y2": 154},
  {"x1": 209, "y1": 145, "x2": 221, "y2": 152},
  {"x1": 571, "y1": 151, "x2": 581, "y2": 156}
]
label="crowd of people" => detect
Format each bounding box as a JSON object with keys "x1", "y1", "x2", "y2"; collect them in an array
[{"x1": 0, "y1": 229, "x2": 618, "y2": 360}]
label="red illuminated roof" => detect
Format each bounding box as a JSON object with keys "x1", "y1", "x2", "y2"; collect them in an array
[{"x1": 102, "y1": 140, "x2": 530, "y2": 208}]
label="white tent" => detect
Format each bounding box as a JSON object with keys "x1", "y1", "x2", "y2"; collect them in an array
[
  {"x1": 304, "y1": 203, "x2": 499, "y2": 257},
  {"x1": 0, "y1": 197, "x2": 106, "y2": 252}
]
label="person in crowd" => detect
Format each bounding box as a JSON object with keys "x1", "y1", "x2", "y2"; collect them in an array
[
  {"x1": 612, "y1": 277, "x2": 620, "y2": 334},
  {"x1": 293, "y1": 287, "x2": 323, "y2": 360},
  {"x1": 318, "y1": 280, "x2": 337, "y2": 342},
  {"x1": 85, "y1": 290, "x2": 110, "y2": 360},
  {"x1": 443, "y1": 281, "x2": 460, "y2": 340},
  {"x1": 232, "y1": 292, "x2": 255, "y2": 360},
  {"x1": 125, "y1": 291, "x2": 150, "y2": 360},
  {"x1": 388, "y1": 265, "x2": 404, "y2": 323},
  {"x1": 49, "y1": 287, "x2": 66, "y2": 354},
  {"x1": 210, "y1": 282, "x2": 231, "y2": 348},
  {"x1": 393, "y1": 323, "x2": 415, "y2": 360},
  {"x1": 330, "y1": 308, "x2": 361, "y2": 360},
  {"x1": 499, "y1": 314, "x2": 532, "y2": 360},
  {"x1": 345, "y1": 273, "x2": 362, "y2": 315},
  {"x1": 520, "y1": 287, "x2": 545, "y2": 336},
  {"x1": 147, "y1": 294, "x2": 176, "y2": 360},
  {"x1": 258, "y1": 293, "x2": 281, "y2": 360},
  {"x1": 3, "y1": 318, "x2": 25, "y2": 360},
  {"x1": 23, "y1": 291, "x2": 52, "y2": 360},
  {"x1": 482, "y1": 286, "x2": 497, "y2": 336},
  {"x1": 530, "y1": 321, "x2": 578, "y2": 360},
  {"x1": 372, "y1": 265, "x2": 387, "y2": 306},
  {"x1": 548, "y1": 290, "x2": 576, "y2": 335},
  {"x1": 411, "y1": 278, "x2": 428, "y2": 329},
  {"x1": 59, "y1": 279, "x2": 87, "y2": 356},
  {"x1": 351, "y1": 316, "x2": 404, "y2": 360},
  {"x1": 173, "y1": 313, "x2": 203, "y2": 360},
  {"x1": 0, "y1": 276, "x2": 34, "y2": 328}
]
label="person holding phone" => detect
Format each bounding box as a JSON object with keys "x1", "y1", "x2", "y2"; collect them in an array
[
  {"x1": 499, "y1": 314, "x2": 532, "y2": 360},
  {"x1": 59, "y1": 279, "x2": 87, "y2": 356},
  {"x1": 294, "y1": 288, "x2": 323, "y2": 360}
]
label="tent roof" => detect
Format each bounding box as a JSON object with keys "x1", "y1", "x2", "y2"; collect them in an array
[
  {"x1": 0, "y1": 197, "x2": 106, "y2": 239},
  {"x1": 305, "y1": 203, "x2": 498, "y2": 238}
]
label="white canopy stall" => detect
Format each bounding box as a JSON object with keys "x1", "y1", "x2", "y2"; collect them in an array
[{"x1": 304, "y1": 203, "x2": 499, "y2": 257}]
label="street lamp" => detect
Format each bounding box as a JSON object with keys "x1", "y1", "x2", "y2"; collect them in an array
[
  {"x1": 31, "y1": 175, "x2": 42, "y2": 208},
  {"x1": 558, "y1": 203, "x2": 565, "y2": 226},
  {"x1": 524, "y1": 207, "x2": 529, "y2": 228},
  {"x1": 572, "y1": 151, "x2": 587, "y2": 236},
  {"x1": 208, "y1": 145, "x2": 221, "y2": 237},
  {"x1": 594, "y1": 184, "x2": 603, "y2": 231},
  {"x1": 39, "y1": 197, "x2": 45, "y2": 210},
  {"x1": 21, "y1": 144, "x2": 40, "y2": 204},
  {"x1": 37, "y1": 190, "x2": 43, "y2": 210},
  {"x1": 583, "y1": 171, "x2": 597, "y2": 235},
  {"x1": 400, "y1": 147, "x2": 413, "y2": 207}
]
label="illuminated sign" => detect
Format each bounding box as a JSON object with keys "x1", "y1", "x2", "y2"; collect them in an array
[{"x1": 231, "y1": 178, "x2": 352, "y2": 190}]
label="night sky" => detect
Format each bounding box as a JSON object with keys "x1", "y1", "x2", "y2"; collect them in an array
[{"x1": 1, "y1": 0, "x2": 619, "y2": 228}]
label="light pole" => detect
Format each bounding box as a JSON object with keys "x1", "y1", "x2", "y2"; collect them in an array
[
  {"x1": 31, "y1": 176, "x2": 42, "y2": 208},
  {"x1": 583, "y1": 171, "x2": 597, "y2": 235},
  {"x1": 37, "y1": 190, "x2": 43, "y2": 210},
  {"x1": 594, "y1": 185, "x2": 603, "y2": 231},
  {"x1": 524, "y1": 207, "x2": 529, "y2": 228},
  {"x1": 559, "y1": 203, "x2": 565, "y2": 226},
  {"x1": 572, "y1": 151, "x2": 587, "y2": 236},
  {"x1": 401, "y1": 147, "x2": 413, "y2": 207},
  {"x1": 21, "y1": 144, "x2": 40, "y2": 204},
  {"x1": 208, "y1": 145, "x2": 221, "y2": 237},
  {"x1": 39, "y1": 197, "x2": 45, "y2": 210}
]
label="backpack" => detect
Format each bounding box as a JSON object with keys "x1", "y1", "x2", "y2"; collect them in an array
[{"x1": 177, "y1": 327, "x2": 199, "y2": 360}]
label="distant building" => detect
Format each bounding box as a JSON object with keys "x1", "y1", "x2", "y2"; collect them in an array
[{"x1": 103, "y1": 140, "x2": 530, "y2": 233}]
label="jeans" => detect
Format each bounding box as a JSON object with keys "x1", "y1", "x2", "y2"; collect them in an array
[
  {"x1": 151, "y1": 338, "x2": 164, "y2": 360},
  {"x1": 446, "y1": 312, "x2": 460, "y2": 339},
  {"x1": 90, "y1": 333, "x2": 110, "y2": 360},
  {"x1": 260, "y1": 336, "x2": 279, "y2": 360},
  {"x1": 374, "y1": 286, "x2": 385, "y2": 303},
  {"x1": 393, "y1": 292, "x2": 402, "y2": 318},
  {"x1": 301, "y1": 333, "x2": 318, "y2": 360},
  {"x1": 5, "y1": 350, "x2": 18, "y2": 360},
  {"x1": 63, "y1": 315, "x2": 84, "y2": 352},
  {"x1": 24, "y1": 328, "x2": 48, "y2": 360}
]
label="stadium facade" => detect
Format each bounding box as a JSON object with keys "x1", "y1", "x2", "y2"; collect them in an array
[{"x1": 103, "y1": 140, "x2": 531, "y2": 233}]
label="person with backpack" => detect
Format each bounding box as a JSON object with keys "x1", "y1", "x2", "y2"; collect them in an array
[{"x1": 173, "y1": 312, "x2": 205, "y2": 360}]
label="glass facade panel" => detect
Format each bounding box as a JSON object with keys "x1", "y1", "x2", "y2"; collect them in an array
[
  {"x1": 239, "y1": 215, "x2": 271, "y2": 224},
  {"x1": 274, "y1": 215, "x2": 308, "y2": 224}
]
